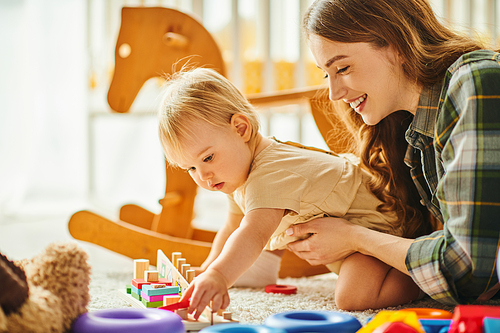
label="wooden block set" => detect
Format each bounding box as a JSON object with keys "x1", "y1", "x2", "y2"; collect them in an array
[
  {"x1": 118, "y1": 249, "x2": 237, "y2": 331},
  {"x1": 127, "y1": 254, "x2": 195, "y2": 309}
]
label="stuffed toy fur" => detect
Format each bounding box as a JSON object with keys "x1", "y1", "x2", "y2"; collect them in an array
[{"x1": 0, "y1": 242, "x2": 91, "y2": 333}]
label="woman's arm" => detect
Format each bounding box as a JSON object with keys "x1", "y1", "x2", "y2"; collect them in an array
[
  {"x1": 197, "y1": 212, "x2": 244, "y2": 273},
  {"x1": 182, "y1": 208, "x2": 284, "y2": 318},
  {"x1": 286, "y1": 217, "x2": 413, "y2": 275}
]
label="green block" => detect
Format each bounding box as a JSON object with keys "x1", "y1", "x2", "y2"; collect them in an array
[
  {"x1": 141, "y1": 298, "x2": 164, "y2": 308},
  {"x1": 126, "y1": 284, "x2": 131, "y2": 294},
  {"x1": 131, "y1": 291, "x2": 142, "y2": 301}
]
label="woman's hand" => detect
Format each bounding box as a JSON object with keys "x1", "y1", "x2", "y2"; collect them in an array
[
  {"x1": 286, "y1": 217, "x2": 360, "y2": 265},
  {"x1": 180, "y1": 268, "x2": 230, "y2": 319}
]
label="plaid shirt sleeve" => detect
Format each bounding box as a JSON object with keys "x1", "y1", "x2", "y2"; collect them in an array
[{"x1": 406, "y1": 50, "x2": 500, "y2": 305}]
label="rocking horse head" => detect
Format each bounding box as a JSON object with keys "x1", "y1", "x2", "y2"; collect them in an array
[{"x1": 108, "y1": 7, "x2": 226, "y2": 113}]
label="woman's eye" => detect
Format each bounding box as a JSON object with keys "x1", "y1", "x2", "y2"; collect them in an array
[
  {"x1": 336, "y1": 66, "x2": 349, "y2": 74},
  {"x1": 203, "y1": 154, "x2": 213, "y2": 163}
]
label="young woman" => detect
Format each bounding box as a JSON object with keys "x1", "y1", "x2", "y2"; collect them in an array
[{"x1": 287, "y1": 0, "x2": 500, "y2": 306}]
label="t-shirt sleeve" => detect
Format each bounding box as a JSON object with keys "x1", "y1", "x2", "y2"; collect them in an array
[{"x1": 243, "y1": 168, "x2": 309, "y2": 215}]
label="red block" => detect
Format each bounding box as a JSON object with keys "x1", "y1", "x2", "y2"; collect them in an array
[
  {"x1": 379, "y1": 322, "x2": 418, "y2": 333},
  {"x1": 132, "y1": 278, "x2": 171, "y2": 289},
  {"x1": 448, "y1": 305, "x2": 500, "y2": 333},
  {"x1": 132, "y1": 279, "x2": 151, "y2": 289}
]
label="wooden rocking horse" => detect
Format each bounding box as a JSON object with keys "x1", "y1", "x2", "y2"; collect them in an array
[{"x1": 68, "y1": 7, "x2": 353, "y2": 277}]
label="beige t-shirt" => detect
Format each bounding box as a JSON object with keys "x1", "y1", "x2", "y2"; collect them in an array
[{"x1": 227, "y1": 140, "x2": 400, "y2": 274}]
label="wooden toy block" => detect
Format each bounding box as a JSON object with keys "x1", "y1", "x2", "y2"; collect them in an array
[
  {"x1": 133, "y1": 259, "x2": 150, "y2": 279},
  {"x1": 151, "y1": 283, "x2": 167, "y2": 288},
  {"x1": 186, "y1": 269, "x2": 195, "y2": 283},
  {"x1": 163, "y1": 295, "x2": 182, "y2": 306},
  {"x1": 145, "y1": 270, "x2": 159, "y2": 282},
  {"x1": 131, "y1": 291, "x2": 141, "y2": 301},
  {"x1": 175, "y1": 308, "x2": 188, "y2": 320},
  {"x1": 141, "y1": 292, "x2": 166, "y2": 303},
  {"x1": 131, "y1": 285, "x2": 141, "y2": 295},
  {"x1": 126, "y1": 284, "x2": 131, "y2": 294},
  {"x1": 141, "y1": 298, "x2": 164, "y2": 308},
  {"x1": 223, "y1": 312, "x2": 232, "y2": 321},
  {"x1": 176, "y1": 258, "x2": 186, "y2": 271},
  {"x1": 181, "y1": 263, "x2": 190, "y2": 277},
  {"x1": 142, "y1": 284, "x2": 180, "y2": 296},
  {"x1": 132, "y1": 278, "x2": 151, "y2": 289},
  {"x1": 172, "y1": 252, "x2": 182, "y2": 268}
]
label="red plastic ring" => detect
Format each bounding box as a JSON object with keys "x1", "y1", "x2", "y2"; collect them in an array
[{"x1": 265, "y1": 284, "x2": 297, "y2": 295}]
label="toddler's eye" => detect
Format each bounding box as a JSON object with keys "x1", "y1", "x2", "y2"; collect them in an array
[
  {"x1": 203, "y1": 154, "x2": 213, "y2": 163},
  {"x1": 186, "y1": 167, "x2": 195, "y2": 173},
  {"x1": 323, "y1": 73, "x2": 329, "y2": 79}
]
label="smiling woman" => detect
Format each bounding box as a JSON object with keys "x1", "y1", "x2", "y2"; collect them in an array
[{"x1": 286, "y1": 0, "x2": 500, "y2": 308}]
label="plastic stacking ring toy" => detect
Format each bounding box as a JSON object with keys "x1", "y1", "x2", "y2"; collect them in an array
[
  {"x1": 404, "y1": 308, "x2": 453, "y2": 319},
  {"x1": 200, "y1": 323, "x2": 287, "y2": 333},
  {"x1": 265, "y1": 284, "x2": 297, "y2": 295},
  {"x1": 72, "y1": 308, "x2": 184, "y2": 333},
  {"x1": 264, "y1": 310, "x2": 362, "y2": 333}
]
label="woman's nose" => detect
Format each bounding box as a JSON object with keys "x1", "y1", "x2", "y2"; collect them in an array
[{"x1": 328, "y1": 77, "x2": 346, "y2": 101}]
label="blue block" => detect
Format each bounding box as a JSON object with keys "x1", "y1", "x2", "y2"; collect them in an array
[
  {"x1": 142, "y1": 284, "x2": 180, "y2": 296},
  {"x1": 264, "y1": 310, "x2": 362, "y2": 333},
  {"x1": 419, "y1": 319, "x2": 451, "y2": 333},
  {"x1": 131, "y1": 285, "x2": 141, "y2": 295},
  {"x1": 483, "y1": 317, "x2": 500, "y2": 333}
]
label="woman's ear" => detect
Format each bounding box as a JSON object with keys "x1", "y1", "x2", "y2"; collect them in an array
[{"x1": 230, "y1": 114, "x2": 252, "y2": 142}]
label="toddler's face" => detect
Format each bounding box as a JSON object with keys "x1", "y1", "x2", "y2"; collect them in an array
[{"x1": 170, "y1": 118, "x2": 253, "y2": 194}]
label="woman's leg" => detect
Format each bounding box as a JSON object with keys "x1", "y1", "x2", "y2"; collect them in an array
[{"x1": 335, "y1": 252, "x2": 421, "y2": 310}]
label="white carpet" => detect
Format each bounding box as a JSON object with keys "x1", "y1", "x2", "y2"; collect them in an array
[{"x1": 88, "y1": 269, "x2": 465, "y2": 325}]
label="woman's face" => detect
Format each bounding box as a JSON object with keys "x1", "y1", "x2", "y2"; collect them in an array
[{"x1": 307, "y1": 34, "x2": 421, "y2": 125}]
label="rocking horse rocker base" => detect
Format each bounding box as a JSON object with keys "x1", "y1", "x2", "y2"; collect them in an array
[{"x1": 68, "y1": 207, "x2": 330, "y2": 278}]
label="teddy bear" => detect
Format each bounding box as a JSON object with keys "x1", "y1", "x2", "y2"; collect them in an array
[{"x1": 0, "y1": 242, "x2": 91, "y2": 333}]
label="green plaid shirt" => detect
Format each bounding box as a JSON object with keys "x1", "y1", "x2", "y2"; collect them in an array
[{"x1": 405, "y1": 50, "x2": 500, "y2": 305}]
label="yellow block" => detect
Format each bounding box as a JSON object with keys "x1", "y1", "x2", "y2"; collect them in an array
[{"x1": 357, "y1": 310, "x2": 425, "y2": 333}]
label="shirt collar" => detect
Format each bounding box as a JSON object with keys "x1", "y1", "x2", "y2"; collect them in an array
[{"x1": 408, "y1": 82, "x2": 442, "y2": 138}]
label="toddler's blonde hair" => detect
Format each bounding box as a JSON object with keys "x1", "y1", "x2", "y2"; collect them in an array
[{"x1": 158, "y1": 67, "x2": 260, "y2": 166}]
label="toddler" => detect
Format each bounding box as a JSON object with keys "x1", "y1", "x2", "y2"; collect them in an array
[{"x1": 158, "y1": 68, "x2": 422, "y2": 318}]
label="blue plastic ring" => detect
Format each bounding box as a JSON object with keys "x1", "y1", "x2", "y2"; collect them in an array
[
  {"x1": 264, "y1": 310, "x2": 362, "y2": 333},
  {"x1": 72, "y1": 308, "x2": 184, "y2": 333}
]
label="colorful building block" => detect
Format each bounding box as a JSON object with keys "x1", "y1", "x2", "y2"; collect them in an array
[
  {"x1": 131, "y1": 278, "x2": 151, "y2": 289},
  {"x1": 144, "y1": 270, "x2": 159, "y2": 282},
  {"x1": 130, "y1": 291, "x2": 141, "y2": 301},
  {"x1": 358, "y1": 310, "x2": 425, "y2": 333},
  {"x1": 141, "y1": 298, "x2": 164, "y2": 308},
  {"x1": 448, "y1": 305, "x2": 500, "y2": 333},
  {"x1": 133, "y1": 259, "x2": 149, "y2": 279},
  {"x1": 141, "y1": 292, "x2": 167, "y2": 303},
  {"x1": 483, "y1": 317, "x2": 500, "y2": 333},
  {"x1": 163, "y1": 295, "x2": 181, "y2": 306},
  {"x1": 142, "y1": 284, "x2": 180, "y2": 296}
]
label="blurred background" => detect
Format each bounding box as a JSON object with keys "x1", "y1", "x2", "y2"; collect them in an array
[{"x1": 0, "y1": 0, "x2": 499, "y2": 261}]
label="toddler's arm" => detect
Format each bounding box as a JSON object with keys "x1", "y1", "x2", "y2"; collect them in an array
[
  {"x1": 181, "y1": 208, "x2": 284, "y2": 318},
  {"x1": 196, "y1": 212, "x2": 244, "y2": 274}
]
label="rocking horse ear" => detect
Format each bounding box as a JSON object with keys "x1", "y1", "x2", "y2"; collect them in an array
[{"x1": 0, "y1": 253, "x2": 29, "y2": 315}]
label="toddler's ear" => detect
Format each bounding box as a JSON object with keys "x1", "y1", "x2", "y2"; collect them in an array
[{"x1": 231, "y1": 114, "x2": 252, "y2": 142}]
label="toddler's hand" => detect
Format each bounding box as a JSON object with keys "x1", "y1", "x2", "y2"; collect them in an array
[{"x1": 180, "y1": 268, "x2": 230, "y2": 319}]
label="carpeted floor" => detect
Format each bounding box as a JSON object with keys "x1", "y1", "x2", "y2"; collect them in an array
[{"x1": 88, "y1": 269, "x2": 464, "y2": 325}]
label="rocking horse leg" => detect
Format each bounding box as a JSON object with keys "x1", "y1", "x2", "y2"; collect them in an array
[
  {"x1": 119, "y1": 204, "x2": 156, "y2": 230},
  {"x1": 68, "y1": 210, "x2": 211, "y2": 267}
]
